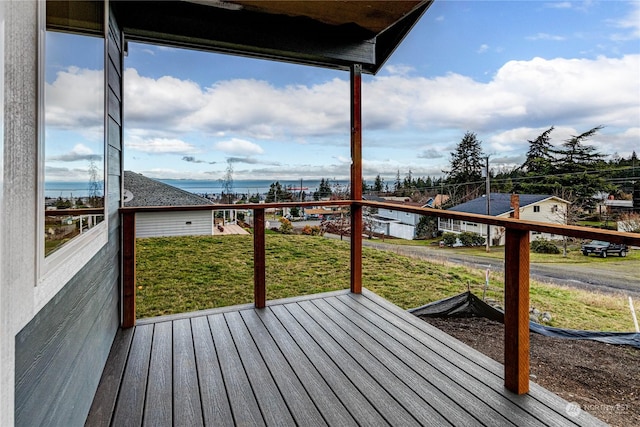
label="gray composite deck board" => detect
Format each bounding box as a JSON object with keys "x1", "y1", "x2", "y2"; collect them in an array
[
  {"x1": 238, "y1": 310, "x2": 328, "y2": 426},
  {"x1": 330, "y1": 295, "x2": 541, "y2": 427},
  {"x1": 190, "y1": 316, "x2": 234, "y2": 426},
  {"x1": 144, "y1": 321, "x2": 172, "y2": 427},
  {"x1": 87, "y1": 290, "x2": 607, "y2": 427},
  {"x1": 208, "y1": 313, "x2": 266, "y2": 426},
  {"x1": 312, "y1": 297, "x2": 506, "y2": 427},
  {"x1": 172, "y1": 319, "x2": 204, "y2": 427},
  {"x1": 111, "y1": 324, "x2": 153, "y2": 427},
  {"x1": 267, "y1": 304, "x2": 388, "y2": 426},
  {"x1": 248, "y1": 309, "x2": 358, "y2": 427}
]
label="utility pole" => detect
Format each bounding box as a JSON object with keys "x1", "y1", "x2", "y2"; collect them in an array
[{"x1": 485, "y1": 156, "x2": 491, "y2": 253}]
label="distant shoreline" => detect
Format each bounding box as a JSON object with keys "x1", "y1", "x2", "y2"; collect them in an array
[{"x1": 45, "y1": 178, "x2": 349, "y2": 198}]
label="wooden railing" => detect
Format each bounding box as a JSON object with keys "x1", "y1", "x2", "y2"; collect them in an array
[{"x1": 120, "y1": 200, "x2": 640, "y2": 395}]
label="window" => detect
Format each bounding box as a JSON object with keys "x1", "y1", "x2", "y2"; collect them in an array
[
  {"x1": 38, "y1": 1, "x2": 107, "y2": 297},
  {"x1": 551, "y1": 204, "x2": 558, "y2": 213},
  {"x1": 533, "y1": 205, "x2": 540, "y2": 213}
]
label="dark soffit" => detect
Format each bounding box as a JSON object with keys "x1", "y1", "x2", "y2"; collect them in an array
[{"x1": 111, "y1": 0, "x2": 433, "y2": 74}]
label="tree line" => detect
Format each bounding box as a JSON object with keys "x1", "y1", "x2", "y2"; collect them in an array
[{"x1": 366, "y1": 127, "x2": 639, "y2": 215}]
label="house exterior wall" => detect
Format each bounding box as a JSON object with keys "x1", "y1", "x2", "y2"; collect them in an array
[
  {"x1": 389, "y1": 222, "x2": 416, "y2": 240},
  {"x1": 4, "y1": 5, "x2": 123, "y2": 425},
  {"x1": 438, "y1": 198, "x2": 568, "y2": 246},
  {"x1": 378, "y1": 208, "x2": 420, "y2": 225},
  {"x1": 136, "y1": 210, "x2": 213, "y2": 238},
  {"x1": 519, "y1": 199, "x2": 567, "y2": 243},
  {"x1": 15, "y1": 237, "x2": 120, "y2": 427},
  {"x1": 1, "y1": 3, "x2": 39, "y2": 424}
]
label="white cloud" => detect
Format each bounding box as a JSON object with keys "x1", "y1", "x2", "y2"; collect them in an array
[
  {"x1": 214, "y1": 138, "x2": 264, "y2": 156},
  {"x1": 384, "y1": 64, "x2": 415, "y2": 76},
  {"x1": 477, "y1": 44, "x2": 489, "y2": 54},
  {"x1": 48, "y1": 143, "x2": 102, "y2": 162},
  {"x1": 126, "y1": 137, "x2": 198, "y2": 154},
  {"x1": 609, "y1": 2, "x2": 640, "y2": 41},
  {"x1": 124, "y1": 68, "x2": 206, "y2": 127},
  {"x1": 121, "y1": 53, "x2": 639, "y2": 164},
  {"x1": 544, "y1": 2, "x2": 573, "y2": 10},
  {"x1": 45, "y1": 67, "x2": 103, "y2": 140},
  {"x1": 526, "y1": 33, "x2": 566, "y2": 41}
]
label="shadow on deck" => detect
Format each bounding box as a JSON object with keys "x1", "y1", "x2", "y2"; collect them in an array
[{"x1": 86, "y1": 289, "x2": 605, "y2": 426}]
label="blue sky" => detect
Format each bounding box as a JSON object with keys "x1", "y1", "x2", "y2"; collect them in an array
[{"x1": 46, "y1": 1, "x2": 640, "y2": 184}]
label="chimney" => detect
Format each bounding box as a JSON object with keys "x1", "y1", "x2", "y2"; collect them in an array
[{"x1": 510, "y1": 194, "x2": 520, "y2": 219}]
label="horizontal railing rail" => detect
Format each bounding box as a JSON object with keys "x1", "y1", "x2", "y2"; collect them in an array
[
  {"x1": 120, "y1": 199, "x2": 640, "y2": 395},
  {"x1": 45, "y1": 208, "x2": 104, "y2": 216}
]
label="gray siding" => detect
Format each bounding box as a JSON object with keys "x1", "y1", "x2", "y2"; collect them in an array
[
  {"x1": 14, "y1": 10, "x2": 124, "y2": 426},
  {"x1": 15, "y1": 237, "x2": 120, "y2": 427},
  {"x1": 136, "y1": 211, "x2": 213, "y2": 238}
]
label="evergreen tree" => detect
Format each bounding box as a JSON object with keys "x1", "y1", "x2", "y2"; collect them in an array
[
  {"x1": 265, "y1": 182, "x2": 293, "y2": 203},
  {"x1": 521, "y1": 126, "x2": 555, "y2": 174},
  {"x1": 553, "y1": 126, "x2": 605, "y2": 172},
  {"x1": 313, "y1": 178, "x2": 332, "y2": 200},
  {"x1": 373, "y1": 174, "x2": 384, "y2": 193},
  {"x1": 445, "y1": 131, "x2": 485, "y2": 199},
  {"x1": 394, "y1": 170, "x2": 401, "y2": 192}
]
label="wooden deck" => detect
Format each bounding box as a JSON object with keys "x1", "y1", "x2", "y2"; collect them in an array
[{"x1": 86, "y1": 290, "x2": 605, "y2": 426}]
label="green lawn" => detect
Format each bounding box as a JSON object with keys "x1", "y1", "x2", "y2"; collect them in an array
[{"x1": 136, "y1": 234, "x2": 637, "y2": 331}]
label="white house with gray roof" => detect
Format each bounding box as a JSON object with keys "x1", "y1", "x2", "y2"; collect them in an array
[
  {"x1": 124, "y1": 171, "x2": 214, "y2": 238},
  {"x1": 439, "y1": 193, "x2": 570, "y2": 246}
]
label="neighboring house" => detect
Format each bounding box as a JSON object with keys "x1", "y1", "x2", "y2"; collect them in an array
[
  {"x1": 124, "y1": 171, "x2": 214, "y2": 238},
  {"x1": 424, "y1": 194, "x2": 450, "y2": 208},
  {"x1": 602, "y1": 198, "x2": 634, "y2": 216},
  {"x1": 439, "y1": 193, "x2": 570, "y2": 246},
  {"x1": 364, "y1": 195, "x2": 428, "y2": 240}
]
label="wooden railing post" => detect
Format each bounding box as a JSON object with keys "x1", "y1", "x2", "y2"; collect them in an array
[
  {"x1": 350, "y1": 63, "x2": 363, "y2": 294},
  {"x1": 504, "y1": 227, "x2": 530, "y2": 394},
  {"x1": 122, "y1": 211, "x2": 136, "y2": 328},
  {"x1": 253, "y1": 208, "x2": 266, "y2": 308}
]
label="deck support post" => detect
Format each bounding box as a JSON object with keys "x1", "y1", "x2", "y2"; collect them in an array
[
  {"x1": 350, "y1": 64, "x2": 362, "y2": 294},
  {"x1": 504, "y1": 227, "x2": 530, "y2": 394},
  {"x1": 254, "y1": 208, "x2": 266, "y2": 308},
  {"x1": 122, "y1": 211, "x2": 136, "y2": 328}
]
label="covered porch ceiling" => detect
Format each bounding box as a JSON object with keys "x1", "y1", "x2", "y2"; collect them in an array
[{"x1": 112, "y1": 0, "x2": 433, "y2": 74}]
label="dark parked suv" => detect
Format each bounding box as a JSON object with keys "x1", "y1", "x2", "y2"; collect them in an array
[{"x1": 581, "y1": 240, "x2": 629, "y2": 258}]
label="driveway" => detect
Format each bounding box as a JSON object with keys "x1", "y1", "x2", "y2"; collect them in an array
[{"x1": 325, "y1": 234, "x2": 640, "y2": 297}]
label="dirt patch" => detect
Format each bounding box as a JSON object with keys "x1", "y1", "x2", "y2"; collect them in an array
[{"x1": 423, "y1": 317, "x2": 639, "y2": 427}]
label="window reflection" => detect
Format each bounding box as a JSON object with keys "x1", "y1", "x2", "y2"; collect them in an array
[{"x1": 44, "y1": 30, "x2": 104, "y2": 256}]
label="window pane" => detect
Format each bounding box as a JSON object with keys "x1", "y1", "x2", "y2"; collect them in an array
[{"x1": 44, "y1": 30, "x2": 104, "y2": 256}]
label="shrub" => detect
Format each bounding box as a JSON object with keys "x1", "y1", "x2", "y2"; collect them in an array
[
  {"x1": 301, "y1": 225, "x2": 322, "y2": 236},
  {"x1": 530, "y1": 238, "x2": 560, "y2": 254},
  {"x1": 442, "y1": 232, "x2": 457, "y2": 246},
  {"x1": 279, "y1": 217, "x2": 293, "y2": 234},
  {"x1": 458, "y1": 231, "x2": 485, "y2": 247},
  {"x1": 471, "y1": 233, "x2": 486, "y2": 246}
]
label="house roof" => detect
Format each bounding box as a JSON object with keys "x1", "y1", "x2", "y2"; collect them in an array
[
  {"x1": 424, "y1": 194, "x2": 449, "y2": 208},
  {"x1": 111, "y1": 1, "x2": 433, "y2": 74},
  {"x1": 447, "y1": 193, "x2": 564, "y2": 217},
  {"x1": 123, "y1": 171, "x2": 214, "y2": 207}
]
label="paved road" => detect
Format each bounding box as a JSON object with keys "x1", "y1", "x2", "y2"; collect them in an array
[{"x1": 322, "y1": 233, "x2": 640, "y2": 297}]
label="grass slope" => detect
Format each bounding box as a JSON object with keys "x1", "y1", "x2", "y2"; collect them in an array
[{"x1": 136, "y1": 235, "x2": 635, "y2": 331}]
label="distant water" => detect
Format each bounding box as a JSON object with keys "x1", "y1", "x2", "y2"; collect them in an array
[
  {"x1": 159, "y1": 179, "x2": 349, "y2": 196},
  {"x1": 45, "y1": 181, "x2": 103, "y2": 198},
  {"x1": 158, "y1": 179, "x2": 332, "y2": 194},
  {"x1": 45, "y1": 179, "x2": 348, "y2": 198}
]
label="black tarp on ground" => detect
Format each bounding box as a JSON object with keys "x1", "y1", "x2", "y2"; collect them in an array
[{"x1": 409, "y1": 291, "x2": 640, "y2": 349}]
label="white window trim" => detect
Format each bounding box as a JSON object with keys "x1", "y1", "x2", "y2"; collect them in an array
[{"x1": 35, "y1": 0, "x2": 109, "y2": 311}]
